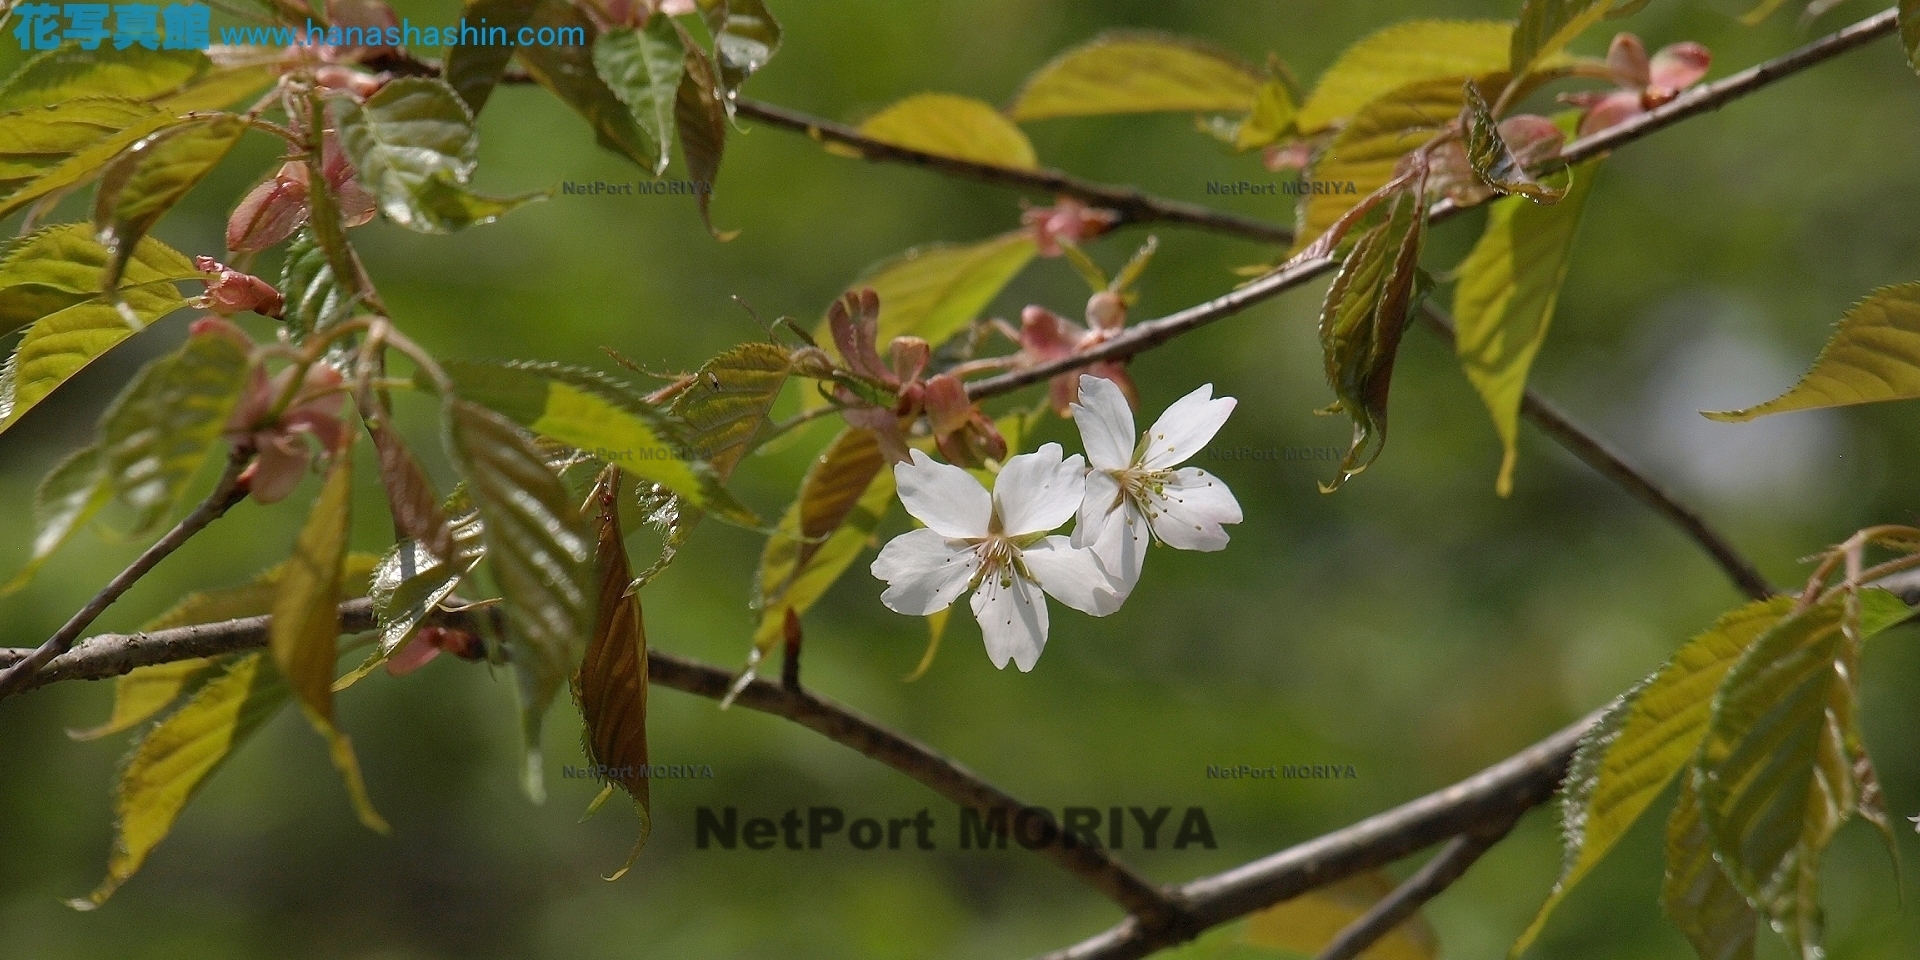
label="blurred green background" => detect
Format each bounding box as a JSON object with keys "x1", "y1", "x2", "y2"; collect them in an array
[{"x1": 4, "y1": 0, "x2": 1920, "y2": 957}]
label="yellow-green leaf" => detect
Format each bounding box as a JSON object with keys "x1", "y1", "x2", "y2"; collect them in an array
[
  {"x1": 1696, "y1": 589, "x2": 1911, "y2": 957},
  {"x1": 1297, "y1": 21, "x2": 1516, "y2": 133},
  {"x1": 1244, "y1": 870, "x2": 1439, "y2": 960},
  {"x1": 0, "y1": 46, "x2": 270, "y2": 114},
  {"x1": 1009, "y1": 31, "x2": 1262, "y2": 122},
  {"x1": 93, "y1": 114, "x2": 247, "y2": 290},
  {"x1": 835, "y1": 93, "x2": 1037, "y2": 169},
  {"x1": 1704, "y1": 283, "x2": 1920, "y2": 422},
  {"x1": 1512, "y1": 596, "x2": 1792, "y2": 957},
  {"x1": 446, "y1": 398, "x2": 595, "y2": 802},
  {"x1": 1664, "y1": 778, "x2": 1758, "y2": 960},
  {"x1": 574, "y1": 474, "x2": 652, "y2": 879},
  {"x1": 0, "y1": 98, "x2": 180, "y2": 219},
  {"x1": 1234, "y1": 78, "x2": 1297, "y2": 151},
  {"x1": 668, "y1": 341, "x2": 792, "y2": 478},
  {"x1": 812, "y1": 231, "x2": 1037, "y2": 376},
  {"x1": 1, "y1": 289, "x2": 194, "y2": 433},
  {"x1": 2, "y1": 445, "x2": 111, "y2": 594},
  {"x1": 71, "y1": 651, "x2": 290, "y2": 909},
  {"x1": 96, "y1": 326, "x2": 252, "y2": 532},
  {"x1": 1512, "y1": 0, "x2": 1610, "y2": 76},
  {"x1": 67, "y1": 658, "x2": 215, "y2": 743},
  {"x1": 271, "y1": 452, "x2": 389, "y2": 834},
  {"x1": 1738, "y1": 0, "x2": 1796, "y2": 27},
  {"x1": 1454, "y1": 160, "x2": 1599, "y2": 496},
  {"x1": 752, "y1": 430, "x2": 896, "y2": 656}
]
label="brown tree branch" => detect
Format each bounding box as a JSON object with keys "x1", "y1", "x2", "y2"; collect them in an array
[
  {"x1": 1314, "y1": 819, "x2": 1517, "y2": 960},
  {"x1": 0, "y1": 448, "x2": 252, "y2": 701},
  {"x1": 1416, "y1": 304, "x2": 1775, "y2": 601}
]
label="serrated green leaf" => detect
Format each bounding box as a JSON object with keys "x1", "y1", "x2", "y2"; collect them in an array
[
  {"x1": 1512, "y1": 596, "x2": 1793, "y2": 958},
  {"x1": 836, "y1": 93, "x2": 1037, "y2": 170},
  {"x1": 445, "y1": 0, "x2": 542, "y2": 113},
  {"x1": 1233, "y1": 78, "x2": 1297, "y2": 151},
  {"x1": 67, "y1": 658, "x2": 219, "y2": 743},
  {"x1": 593, "y1": 20, "x2": 685, "y2": 175},
  {"x1": 1454, "y1": 160, "x2": 1599, "y2": 496},
  {"x1": 334, "y1": 77, "x2": 540, "y2": 234},
  {"x1": 278, "y1": 228, "x2": 355, "y2": 340},
  {"x1": 1297, "y1": 21, "x2": 1518, "y2": 133},
  {"x1": 1696, "y1": 589, "x2": 1911, "y2": 958},
  {"x1": 1294, "y1": 73, "x2": 1506, "y2": 253},
  {"x1": 445, "y1": 398, "x2": 595, "y2": 803},
  {"x1": 1512, "y1": 0, "x2": 1610, "y2": 76},
  {"x1": 71, "y1": 651, "x2": 290, "y2": 909},
  {"x1": 1704, "y1": 283, "x2": 1920, "y2": 422},
  {"x1": 675, "y1": 35, "x2": 733, "y2": 239},
  {"x1": 270, "y1": 451, "x2": 389, "y2": 834},
  {"x1": 2, "y1": 444, "x2": 110, "y2": 593},
  {"x1": 0, "y1": 98, "x2": 181, "y2": 219},
  {"x1": 1009, "y1": 31, "x2": 1262, "y2": 122},
  {"x1": 1460, "y1": 81, "x2": 1567, "y2": 204},
  {"x1": 668, "y1": 341, "x2": 791, "y2": 477},
  {"x1": 0, "y1": 47, "x2": 204, "y2": 111},
  {"x1": 704, "y1": 0, "x2": 782, "y2": 95},
  {"x1": 1245, "y1": 870, "x2": 1439, "y2": 960},
  {"x1": 1317, "y1": 185, "x2": 1426, "y2": 492},
  {"x1": 435, "y1": 360, "x2": 759, "y2": 526},
  {"x1": 93, "y1": 115, "x2": 247, "y2": 291},
  {"x1": 96, "y1": 327, "x2": 251, "y2": 531},
  {"x1": 344, "y1": 511, "x2": 487, "y2": 690},
  {"x1": 1, "y1": 292, "x2": 191, "y2": 432},
  {"x1": 753, "y1": 428, "x2": 895, "y2": 655},
  {"x1": 1664, "y1": 778, "x2": 1758, "y2": 960},
  {"x1": 518, "y1": 1, "x2": 659, "y2": 172},
  {"x1": 573, "y1": 475, "x2": 651, "y2": 878},
  {"x1": 0, "y1": 222, "x2": 198, "y2": 339}
]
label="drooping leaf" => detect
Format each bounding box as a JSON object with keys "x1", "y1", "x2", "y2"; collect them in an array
[
  {"x1": 1511, "y1": 596, "x2": 1793, "y2": 958},
  {"x1": 1009, "y1": 31, "x2": 1262, "y2": 121},
  {"x1": 1, "y1": 291, "x2": 194, "y2": 433},
  {"x1": 1703, "y1": 283, "x2": 1920, "y2": 422},
  {"x1": 573, "y1": 473, "x2": 652, "y2": 878},
  {"x1": 279, "y1": 228, "x2": 356, "y2": 339},
  {"x1": 2, "y1": 445, "x2": 111, "y2": 593},
  {"x1": 1297, "y1": 21, "x2": 1517, "y2": 133},
  {"x1": 703, "y1": 0, "x2": 783, "y2": 95},
  {"x1": 667, "y1": 342, "x2": 792, "y2": 477},
  {"x1": 95, "y1": 328, "x2": 252, "y2": 532},
  {"x1": 360, "y1": 510, "x2": 486, "y2": 674},
  {"x1": 1233, "y1": 78, "x2": 1297, "y2": 151},
  {"x1": 1511, "y1": 0, "x2": 1610, "y2": 76},
  {"x1": 752, "y1": 430, "x2": 895, "y2": 658},
  {"x1": 445, "y1": 0, "x2": 542, "y2": 113},
  {"x1": 518, "y1": 1, "x2": 658, "y2": 171},
  {"x1": 71, "y1": 553, "x2": 381, "y2": 740},
  {"x1": 1664, "y1": 778, "x2": 1758, "y2": 960},
  {"x1": 834, "y1": 93, "x2": 1038, "y2": 169},
  {"x1": 674, "y1": 33, "x2": 733, "y2": 239},
  {"x1": 1696, "y1": 590, "x2": 1911, "y2": 958},
  {"x1": 71, "y1": 651, "x2": 290, "y2": 910},
  {"x1": 334, "y1": 77, "x2": 541, "y2": 234},
  {"x1": 593, "y1": 19, "x2": 686, "y2": 175},
  {"x1": 1453, "y1": 160, "x2": 1599, "y2": 496},
  {"x1": 434, "y1": 360, "x2": 759, "y2": 526},
  {"x1": 1243, "y1": 870, "x2": 1440, "y2": 960},
  {"x1": 1902, "y1": 0, "x2": 1920, "y2": 76},
  {"x1": 904, "y1": 607, "x2": 951, "y2": 682},
  {"x1": 92, "y1": 114, "x2": 248, "y2": 291},
  {"x1": 270, "y1": 452, "x2": 389, "y2": 834},
  {"x1": 0, "y1": 223, "x2": 197, "y2": 338},
  {"x1": 1316, "y1": 185, "x2": 1427, "y2": 492},
  {"x1": 371, "y1": 423, "x2": 454, "y2": 562},
  {"x1": 1294, "y1": 73, "x2": 1506, "y2": 253},
  {"x1": 1460, "y1": 80, "x2": 1567, "y2": 204},
  {"x1": 445, "y1": 399, "x2": 595, "y2": 803},
  {"x1": 0, "y1": 98, "x2": 180, "y2": 219}
]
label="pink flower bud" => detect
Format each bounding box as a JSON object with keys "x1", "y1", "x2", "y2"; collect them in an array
[
  {"x1": 1646, "y1": 42, "x2": 1710, "y2": 101},
  {"x1": 888, "y1": 335, "x2": 930, "y2": 385},
  {"x1": 225, "y1": 361, "x2": 350, "y2": 504},
  {"x1": 1606, "y1": 33, "x2": 1651, "y2": 89},
  {"x1": 195, "y1": 257, "x2": 285, "y2": 317},
  {"x1": 828, "y1": 288, "x2": 890, "y2": 383},
  {"x1": 227, "y1": 166, "x2": 310, "y2": 252},
  {"x1": 1262, "y1": 139, "x2": 1315, "y2": 173},
  {"x1": 1022, "y1": 197, "x2": 1119, "y2": 257},
  {"x1": 1086, "y1": 291, "x2": 1126, "y2": 332},
  {"x1": 315, "y1": 65, "x2": 386, "y2": 99},
  {"x1": 922, "y1": 373, "x2": 972, "y2": 437},
  {"x1": 1018, "y1": 305, "x2": 1082, "y2": 363}
]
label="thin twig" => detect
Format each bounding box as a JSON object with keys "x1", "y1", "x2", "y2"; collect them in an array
[
  {"x1": 1313, "y1": 819, "x2": 1517, "y2": 960},
  {"x1": 0, "y1": 448, "x2": 252, "y2": 701},
  {"x1": 1417, "y1": 304, "x2": 1775, "y2": 601}
]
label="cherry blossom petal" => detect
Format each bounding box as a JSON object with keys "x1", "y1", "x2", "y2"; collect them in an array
[
  {"x1": 1086, "y1": 503, "x2": 1149, "y2": 600},
  {"x1": 1140, "y1": 385, "x2": 1236, "y2": 471},
  {"x1": 1021, "y1": 535, "x2": 1121, "y2": 616},
  {"x1": 894, "y1": 449, "x2": 992, "y2": 538},
  {"x1": 871, "y1": 528, "x2": 980, "y2": 615},
  {"x1": 1073, "y1": 468, "x2": 1124, "y2": 549},
  {"x1": 1145, "y1": 467, "x2": 1242, "y2": 551},
  {"x1": 1070, "y1": 374, "x2": 1137, "y2": 471},
  {"x1": 1649, "y1": 42, "x2": 1710, "y2": 93},
  {"x1": 993, "y1": 443, "x2": 1085, "y2": 537},
  {"x1": 970, "y1": 568, "x2": 1048, "y2": 671}
]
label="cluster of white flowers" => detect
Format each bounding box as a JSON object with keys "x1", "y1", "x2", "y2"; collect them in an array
[{"x1": 870, "y1": 375, "x2": 1243, "y2": 671}]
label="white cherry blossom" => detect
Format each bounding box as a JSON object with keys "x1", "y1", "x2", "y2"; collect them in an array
[
  {"x1": 1070, "y1": 375, "x2": 1243, "y2": 598},
  {"x1": 871, "y1": 444, "x2": 1118, "y2": 672}
]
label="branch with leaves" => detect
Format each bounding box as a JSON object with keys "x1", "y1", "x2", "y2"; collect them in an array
[{"x1": 4, "y1": 1, "x2": 1920, "y2": 959}]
